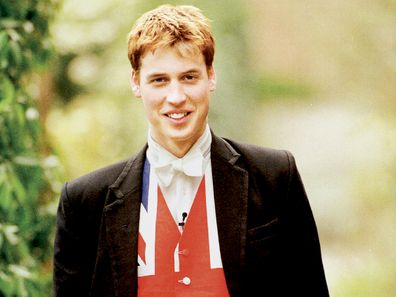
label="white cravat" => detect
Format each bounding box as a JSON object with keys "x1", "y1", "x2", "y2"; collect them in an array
[
  {"x1": 146, "y1": 125, "x2": 211, "y2": 223},
  {"x1": 148, "y1": 148, "x2": 205, "y2": 187}
]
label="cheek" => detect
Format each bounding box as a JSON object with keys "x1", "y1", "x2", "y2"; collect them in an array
[
  {"x1": 142, "y1": 98, "x2": 159, "y2": 121},
  {"x1": 194, "y1": 91, "x2": 211, "y2": 113},
  {"x1": 141, "y1": 90, "x2": 161, "y2": 109},
  {"x1": 190, "y1": 86, "x2": 211, "y2": 104}
]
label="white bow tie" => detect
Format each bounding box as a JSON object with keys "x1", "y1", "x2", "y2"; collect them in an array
[{"x1": 152, "y1": 151, "x2": 204, "y2": 187}]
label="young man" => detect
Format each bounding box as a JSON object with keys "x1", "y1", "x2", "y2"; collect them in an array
[{"x1": 54, "y1": 5, "x2": 329, "y2": 297}]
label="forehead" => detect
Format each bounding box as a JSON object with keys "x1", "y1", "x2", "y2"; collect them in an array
[{"x1": 139, "y1": 45, "x2": 206, "y2": 75}]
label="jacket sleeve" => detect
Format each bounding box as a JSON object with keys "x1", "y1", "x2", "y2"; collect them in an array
[
  {"x1": 53, "y1": 183, "x2": 91, "y2": 297},
  {"x1": 281, "y1": 151, "x2": 329, "y2": 296}
]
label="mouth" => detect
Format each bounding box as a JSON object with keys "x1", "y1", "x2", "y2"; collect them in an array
[{"x1": 165, "y1": 112, "x2": 191, "y2": 120}]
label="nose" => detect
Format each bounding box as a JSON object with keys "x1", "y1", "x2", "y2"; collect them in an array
[{"x1": 166, "y1": 83, "x2": 187, "y2": 105}]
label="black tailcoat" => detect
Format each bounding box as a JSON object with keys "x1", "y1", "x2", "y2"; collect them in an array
[{"x1": 54, "y1": 133, "x2": 329, "y2": 297}]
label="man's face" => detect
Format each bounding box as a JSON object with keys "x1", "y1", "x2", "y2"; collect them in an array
[{"x1": 132, "y1": 46, "x2": 216, "y2": 156}]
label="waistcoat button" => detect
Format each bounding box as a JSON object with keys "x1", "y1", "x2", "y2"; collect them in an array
[
  {"x1": 178, "y1": 276, "x2": 191, "y2": 285},
  {"x1": 178, "y1": 249, "x2": 190, "y2": 256}
]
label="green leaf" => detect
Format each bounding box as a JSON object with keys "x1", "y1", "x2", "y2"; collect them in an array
[
  {"x1": 13, "y1": 156, "x2": 40, "y2": 167},
  {"x1": 0, "y1": 182, "x2": 13, "y2": 211},
  {"x1": 8, "y1": 265, "x2": 32, "y2": 279},
  {"x1": 3, "y1": 225, "x2": 19, "y2": 245},
  {"x1": 0, "y1": 19, "x2": 21, "y2": 29},
  {"x1": 15, "y1": 276, "x2": 29, "y2": 297},
  {"x1": 0, "y1": 31, "x2": 9, "y2": 70},
  {"x1": 8, "y1": 39, "x2": 23, "y2": 77},
  {"x1": 0, "y1": 164, "x2": 13, "y2": 210},
  {"x1": 14, "y1": 101, "x2": 26, "y2": 127},
  {"x1": 7, "y1": 165, "x2": 27, "y2": 202},
  {"x1": 0, "y1": 271, "x2": 14, "y2": 296},
  {"x1": 0, "y1": 76, "x2": 15, "y2": 111}
]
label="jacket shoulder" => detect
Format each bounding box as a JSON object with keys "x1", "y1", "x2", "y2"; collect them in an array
[
  {"x1": 223, "y1": 138, "x2": 296, "y2": 175},
  {"x1": 62, "y1": 158, "x2": 133, "y2": 209}
]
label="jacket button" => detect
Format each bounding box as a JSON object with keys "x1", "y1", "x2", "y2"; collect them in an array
[{"x1": 178, "y1": 276, "x2": 191, "y2": 285}]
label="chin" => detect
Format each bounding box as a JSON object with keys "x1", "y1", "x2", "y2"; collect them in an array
[
  {"x1": 168, "y1": 132, "x2": 193, "y2": 142},
  {"x1": 168, "y1": 128, "x2": 197, "y2": 142}
]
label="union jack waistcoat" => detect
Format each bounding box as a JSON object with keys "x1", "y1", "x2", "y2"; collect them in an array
[{"x1": 137, "y1": 160, "x2": 230, "y2": 297}]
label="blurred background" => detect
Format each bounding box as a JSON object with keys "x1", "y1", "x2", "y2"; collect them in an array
[{"x1": 1, "y1": 0, "x2": 395, "y2": 296}]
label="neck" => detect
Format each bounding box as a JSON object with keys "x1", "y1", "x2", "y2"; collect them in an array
[
  {"x1": 150, "y1": 126, "x2": 208, "y2": 158},
  {"x1": 156, "y1": 133, "x2": 202, "y2": 158}
]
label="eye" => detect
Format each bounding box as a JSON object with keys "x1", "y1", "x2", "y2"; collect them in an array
[
  {"x1": 150, "y1": 77, "x2": 167, "y2": 85},
  {"x1": 183, "y1": 74, "x2": 198, "y2": 82}
]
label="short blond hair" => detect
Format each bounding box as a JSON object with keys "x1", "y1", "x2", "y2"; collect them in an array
[{"x1": 127, "y1": 5, "x2": 215, "y2": 73}]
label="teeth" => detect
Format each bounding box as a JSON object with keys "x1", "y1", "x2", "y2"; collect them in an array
[{"x1": 168, "y1": 113, "x2": 187, "y2": 119}]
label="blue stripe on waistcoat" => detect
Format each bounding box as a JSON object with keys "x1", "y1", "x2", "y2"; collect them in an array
[{"x1": 141, "y1": 158, "x2": 150, "y2": 211}]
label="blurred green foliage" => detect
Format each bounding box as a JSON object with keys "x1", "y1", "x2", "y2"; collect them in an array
[
  {"x1": 252, "y1": 74, "x2": 316, "y2": 100},
  {"x1": 0, "y1": 0, "x2": 61, "y2": 296}
]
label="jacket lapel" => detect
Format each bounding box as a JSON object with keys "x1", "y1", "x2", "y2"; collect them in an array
[
  {"x1": 103, "y1": 145, "x2": 147, "y2": 297},
  {"x1": 211, "y1": 134, "x2": 249, "y2": 296}
]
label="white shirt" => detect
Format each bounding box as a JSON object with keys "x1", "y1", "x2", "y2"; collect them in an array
[
  {"x1": 139, "y1": 125, "x2": 223, "y2": 276},
  {"x1": 146, "y1": 125, "x2": 212, "y2": 226}
]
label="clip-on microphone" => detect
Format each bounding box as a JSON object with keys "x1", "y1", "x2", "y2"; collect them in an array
[{"x1": 178, "y1": 212, "x2": 188, "y2": 229}]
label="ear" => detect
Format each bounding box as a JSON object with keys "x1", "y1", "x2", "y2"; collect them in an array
[
  {"x1": 207, "y1": 66, "x2": 216, "y2": 92},
  {"x1": 131, "y1": 71, "x2": 141, "y2": 98}
]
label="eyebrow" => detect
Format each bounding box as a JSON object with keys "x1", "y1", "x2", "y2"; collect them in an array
[
  {"x1": 145, "y1": 73, "x2": 166, "y2": 82},
  {"x1": 181, "y1": 68, "x2": 203, "y2": 75},
  {"x1": 145, "y1": 68, "x2": 203, "y2": 82}
]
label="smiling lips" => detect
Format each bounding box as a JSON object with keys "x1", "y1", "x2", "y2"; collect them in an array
[{"x1": 166, "y1": 112, "x2": 191, "y2": 120}]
